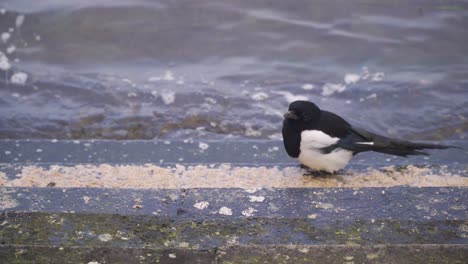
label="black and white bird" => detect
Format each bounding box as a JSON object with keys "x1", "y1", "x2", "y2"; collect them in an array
[{"x1": 282, "y1": 100, "x2": 453, "y2": 174}]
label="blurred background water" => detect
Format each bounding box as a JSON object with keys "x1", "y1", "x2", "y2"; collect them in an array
[{"x1": 0, "y1": 0, "x2": 467, "y2": 141}]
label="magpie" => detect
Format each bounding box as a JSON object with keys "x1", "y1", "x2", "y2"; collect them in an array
[{"x1": 282, "y1": 100, "x2": 454, "y2": 173}]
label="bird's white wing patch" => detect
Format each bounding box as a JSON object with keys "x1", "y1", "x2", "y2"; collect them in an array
[
  {"x1": 357, "y1": 142, "x2": 374, "y2": 145},
  {"x1": 300, "y1": 130, "x2": 339, "y2": 148},
  {"x1": 299, "y1": 130, "x2": 352, "y2": 172}
]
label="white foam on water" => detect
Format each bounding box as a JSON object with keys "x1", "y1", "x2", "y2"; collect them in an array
[
  {"x1": 301, "y1": 83, "x2": 315, "y2": 90},
  {"x1": 273, "y1": 91, "x2": 308, "y2": 103},
  {"x1": 372, "y1": 72, "x2": 385, "y2": 81},
  {"x1": 15, "y1": 15, "x2": 25, "y2": 28},
  {"x1": 268, "y1": 146, "x2": 279, "y2": 152},
  {"x1": 6, "y1": 45, "x2": 15, "y2": 54},
  {"x1": 245, "y1": 125, "x2": 262, "y2": 137},
  {"x1": 148, "y1": 76, "x2": 161, "y2": 82},
  {"x1": 257, "y1": 104, "x2": 283, "y2": 117},
  {"x1": 161, "y1": 91, "x2": 176, "y2": 104},
  {"x1": 321, "y1": 83, "x2": 346, "y2": 96},
  {"x1": 204, "y1": 97, "x2": 217, "y2": 104},
  {"x1": 163, "y1": 70, "x2": 175, "y2": 81},
  {"x1": 148, "y1": 70, "x2": 177, "y2": 82},
  {"x1": 361, "y1": 66, "x2": 370, "y2": 80},
  {"x1": 251, "y1": 92, "x2": 269, "y2": 101},
  {"x1": 344, "y1": 73, "x2": 360, "y2": 84},
  {"x1": 1, "y1": 32, "x2": 10, "y2": 43},
  {"x1": 268, "y1": 133, "x2": 282, "y2": 140},
  {"x1": 0, "y1": 52, "x2": 11, "y2": 71},
  {"x1": 10, "y1": 72, "x2": 28, "y2": 85},
  {"x1": 176, "y1": 77, "x2": 185, "y2": 85}
]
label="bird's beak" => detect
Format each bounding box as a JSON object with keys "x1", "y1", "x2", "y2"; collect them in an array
[{"x1": 284, "y1": 110, "x2": 299, "y2": 120}]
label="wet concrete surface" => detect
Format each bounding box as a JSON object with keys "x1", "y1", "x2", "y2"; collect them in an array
[
  {"x1": 0, "y1": 244, "x2": 467, "y2": 264},
  {"x1": 0, "y1": 187, "x2": 466, "y2": 221},
  {"x1": 0, "y1": 139, "x2": 467, "y2": 165},
  {"x1": 0, "y1": 140, "x2": 467, "y2": 263}
]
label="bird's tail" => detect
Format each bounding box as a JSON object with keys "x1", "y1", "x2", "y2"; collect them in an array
[
  {"x1": 350, "y1": 127, "x2": 456, "y2": 157},
  {"x1": 369, "y1": 139, "x2": 453, "y2": 156}
]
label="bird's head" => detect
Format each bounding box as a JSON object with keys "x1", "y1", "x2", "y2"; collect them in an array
[{"x1": 283, "y1": 100, "x2": 321, "y2": 124}]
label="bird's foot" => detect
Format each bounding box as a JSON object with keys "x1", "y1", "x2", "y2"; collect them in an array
[
  {"x1": 299, "y1": 165, "x2": 348, "y2": 177},
  {"x1": 302, "y1": 168, "x2": 335, "y2": 177}
]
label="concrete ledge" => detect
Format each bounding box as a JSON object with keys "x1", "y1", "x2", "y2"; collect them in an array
[
  {"x1": 0, "y1": 245, "x2": 215, "y2": 264},
  {"x1": 0, "y1": 244, "x2": 466, "y2": 264},
  {"x1": 1, "y1": 187, "x2": 466, "y2": 220},
  {"x1": 219, "y1": 244, "x2": 468, "y2": 264},
  {"x1": 0, "y1": 140, "x2": 467, "y2": 263},
  {"x1": 1, "y1": 187, "x2": 467, "y2": 256},
  {"x1": 1, "y1": 211, "x2": 466, "y2": 247},
  {"x1": 1, "y1": 139, "x2": 467, "y2": 165}
]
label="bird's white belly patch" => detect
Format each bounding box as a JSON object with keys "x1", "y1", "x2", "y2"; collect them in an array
[{"x1": 298, "y1": 130, "x2": 353, "y2": 172}]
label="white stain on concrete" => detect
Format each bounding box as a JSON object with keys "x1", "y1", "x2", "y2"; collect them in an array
[
  {"x1": 198, "y1": 142, "x2": 209, "y2": 150},
  {"x1": 244, "y1": 188, "x2": 260, "y2": 194},
  {"x1": 242, "y1": 207, "x2": 257, "y2": 217},
  {"x1": 219, "y1": 206, "x2": 233, "y2": 215},
  {"x1": 97, "y1": 233, "x2": 113, "y2": 242},
  {"x1": 193, "y1": 201, "x2": 209, "y2": 210},
  {"x1": 249, "y1": 195, "x2": 265, "y2": 202},
  {"x1": 307, "y1": 214, "x2": 317, "y2": 219},
  {"x1": 316, "y1": 203, "x2": 334, "y2": 209}
]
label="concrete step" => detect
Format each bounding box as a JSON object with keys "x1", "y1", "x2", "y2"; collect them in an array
[
  {"x1": 0, "y1": 244, "x2": 466, "y2": 264},
  {"x1": 0, "y1": 140, "x2": 467, "y2": 263}
]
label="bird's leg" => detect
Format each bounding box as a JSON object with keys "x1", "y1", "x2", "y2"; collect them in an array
[
  {"x1": 299, "y1": 165, "x2": 348, "y2": 177},
  {"x1": 301, "y1": 167, "x2": 335, "y2": 177},
  {"x1": 334, "y1": 169, "x2": 350, "y2": 176}
]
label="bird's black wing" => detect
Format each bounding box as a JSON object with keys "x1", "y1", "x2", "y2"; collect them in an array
[
  {"x1": 316, "y1": 111, "x2": 367, "y2": 154},
  {"x1": 316, "y1": 110, "x2": 353, "y2": 138},
  {"x1": 322, "y1": 124, "x2": 455, "y2": 156}
]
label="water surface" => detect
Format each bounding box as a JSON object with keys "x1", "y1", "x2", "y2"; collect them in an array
[{"x1": 0, "y1": 0, "x2": 467, "y2": 141}]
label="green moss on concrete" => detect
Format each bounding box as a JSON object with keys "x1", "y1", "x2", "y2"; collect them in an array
[{"x1": 1, "y1": 212, "x2": 466, "y2": 248}]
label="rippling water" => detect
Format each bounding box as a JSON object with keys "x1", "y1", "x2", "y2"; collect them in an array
[{"x1": 0, "y1": 0, "x2": 467, "y2": 140}]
